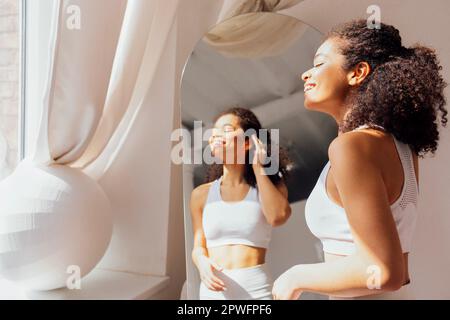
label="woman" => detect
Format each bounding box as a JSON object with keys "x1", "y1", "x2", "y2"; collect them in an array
[
  {"x1": 272, "y1": 19, "x2": 447, "y2": 299},
  {"x1": 190, "y1": 107, "x2": 291, "y2": 300}
]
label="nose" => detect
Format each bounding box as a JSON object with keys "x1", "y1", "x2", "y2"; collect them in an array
[{"x1": 301, "y1": 69, "x2": 311, "y2": 82}]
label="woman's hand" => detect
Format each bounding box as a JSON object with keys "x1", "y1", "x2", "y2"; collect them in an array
[
  {"x1": 197, "y1": 255, "x2": 227, "y2": 291},
  {"x1": 250, "y1": 134, "x2": 291, "y2": 227},
  {"x1": 251, "y1": 134, "x2": 267, "y2": 172},
  {"x1": 272, "y1": 266, "x2": 303, "y2": 300}
]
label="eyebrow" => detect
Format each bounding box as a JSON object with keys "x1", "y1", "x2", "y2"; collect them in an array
[
  {"x1": 214, "y1": 123, "x2": 235, "y2": 129},
  {"x1": 314, "y1": 53, "x2": 326, "y2": 60}
]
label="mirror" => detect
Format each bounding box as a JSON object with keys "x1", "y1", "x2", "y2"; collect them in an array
[{"x1": 181, "y1": 12, "x2": 336, "y2": 300}]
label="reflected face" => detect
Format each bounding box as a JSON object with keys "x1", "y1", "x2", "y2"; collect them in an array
[
  {"x1": 301, "y1": 38, "x2": 350, "y2": 116},
  {"x1": 209, "y1": 114, "x2": 249, "y2": 164}
]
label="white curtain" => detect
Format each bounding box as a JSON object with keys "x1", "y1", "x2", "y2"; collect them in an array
[
  {"x1": 218, "y1": 0, "x2": 303, "y2": 20},
  {"x1": 204, "y1": 0, "x2": 306, "y2": 58},
  {"x1": 218, "y1": 0, "x2": 303, "y2": 21},
  {"x1": 32, "y1": 0, "x2": 127, "y2": 166},
  {"x1": 32, "y1": 0, "x2": 181, "y2": 178}
]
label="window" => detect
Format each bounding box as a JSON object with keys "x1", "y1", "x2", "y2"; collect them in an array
[{"x1": 0, "y1": 0, "x2": 22, "y2": 180}]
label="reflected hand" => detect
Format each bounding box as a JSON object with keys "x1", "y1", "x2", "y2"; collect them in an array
[
  {"x1": 197, "y1": 255, "x2": 226, "y2": 291},
  {"x1": 251, "y1": 134, "x2": 267, "y2": 171}
]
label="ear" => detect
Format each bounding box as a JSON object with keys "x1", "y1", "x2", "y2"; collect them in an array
[{"x1": 347, "y1": 62, "x2": 371, "y2": 86}]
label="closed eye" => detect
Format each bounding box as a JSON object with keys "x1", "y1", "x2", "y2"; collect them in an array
[{"x1": 314, "y1": 63, "x2": 324, "y2": 68}]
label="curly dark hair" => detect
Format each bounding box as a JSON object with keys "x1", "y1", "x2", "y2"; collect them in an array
[
  {"x1": 205, "y1": 107, "x2": 291, "y2": 187},
  {"x1": 327, "y1": 19, "x2": 447, "y2": 156}
]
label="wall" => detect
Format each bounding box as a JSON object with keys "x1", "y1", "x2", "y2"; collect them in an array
[{"x1": 0, "y1": 0, "x2": 19, "y2": 177}]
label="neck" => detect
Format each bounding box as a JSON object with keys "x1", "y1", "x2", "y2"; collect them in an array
[
  {"x1": 222, "y1": 164, "x2": 246, "y2": 186},
  {"x1": 333, "y1": 103, "x2": 352, "y2": 136}
]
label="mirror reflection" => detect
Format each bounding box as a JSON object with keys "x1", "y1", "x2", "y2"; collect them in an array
[{"x1": 181, "y1": 12, "x2": 336, "y2": 300}]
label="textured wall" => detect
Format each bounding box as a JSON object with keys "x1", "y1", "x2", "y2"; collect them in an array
[{"x1": 0, "y1": 0, "x2": 19, "y2": 172}]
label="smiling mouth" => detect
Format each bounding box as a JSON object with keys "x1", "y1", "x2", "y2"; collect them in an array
[
  {"x1": 304, "y1": 83, "x2": 316, "y2": 92},
  {"x1": 211, "y1": 139, "x2": 225, "y2": 148}
]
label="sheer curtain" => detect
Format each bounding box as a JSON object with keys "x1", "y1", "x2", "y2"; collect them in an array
[{"x1": 205, "y1": 0, "x2": 305, "y2": 58}]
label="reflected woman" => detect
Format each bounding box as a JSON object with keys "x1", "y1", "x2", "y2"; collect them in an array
[
  {"x1": 190, "y1": 107, "x2": 291, "y2": 300},
  {"x1": 273, "y1": 19, "x2": 447, "y2": 299}
]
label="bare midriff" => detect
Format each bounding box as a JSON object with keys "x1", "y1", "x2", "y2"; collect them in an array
[{"x1": 208, "y1": 244, "x2": 266, "y2": 269}]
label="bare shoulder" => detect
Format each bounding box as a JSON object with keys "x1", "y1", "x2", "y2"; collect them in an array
[
  {"x1": 328, "y1": 129, "x2": 390, "y2": 167},
  {"x1": 190, "y1": 182, "x2": 214, "y2": 211}
]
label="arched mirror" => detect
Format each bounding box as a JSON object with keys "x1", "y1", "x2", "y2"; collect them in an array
[{"x1": 181, "y1": 12, "x2": 336, "y2": 300}]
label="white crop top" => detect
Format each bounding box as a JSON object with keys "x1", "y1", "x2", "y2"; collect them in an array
[
  {"x1": 305, "y1": 128, "x2": 419, "y2": 256},
  {"x1": 202, "y1": 177, "x2": 272, "y2": 249}
]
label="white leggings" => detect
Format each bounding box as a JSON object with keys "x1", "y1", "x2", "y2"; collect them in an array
[{"x1": 199, "y1": 264, "x2": 272, "y2": 300}]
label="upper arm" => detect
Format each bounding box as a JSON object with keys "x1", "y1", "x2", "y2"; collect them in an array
[
  {"x1": 276, "y1": 180, "x2": 289, "y2": 199},
  {"x1": 190, "y1": 184, "x2": 210, "y2": 249},
  {"x1": 329, "y1": 134, "x2": 404, "y2": 272},
  {"x1": 277, "y1": 181, "x2": 292, "y2": 221}
]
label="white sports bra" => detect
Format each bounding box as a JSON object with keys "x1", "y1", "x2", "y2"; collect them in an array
[
  {"x1": 305, "y1": 126, "x2": 419, "y2": 256},
  {"x1": 202, "y1": 176, "x2": 272, "y2": 249}
]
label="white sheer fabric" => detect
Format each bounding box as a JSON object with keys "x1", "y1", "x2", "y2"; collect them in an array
[
  {"x1": 32, "y1": 0, "x2": 127, "y2": 165},
  {"x1": 204, "y1": 0, "x2": 306, "y2": 58},
  {"x1": 216, "y1": 0, "x2": 303, "y2": 22}
]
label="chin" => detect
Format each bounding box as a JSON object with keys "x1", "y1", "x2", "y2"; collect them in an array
[
  {"x1": 304, "y1": 98, "x2": 319, "y2": 111},
  {"x1": 304, "y1": 102, "x2": 313, "y2": 110}
]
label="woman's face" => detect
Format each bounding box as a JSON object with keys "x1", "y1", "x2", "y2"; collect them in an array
[
  {"x1": 209, "y1": 114, "x2": 249, "y2": 164},
  {"x1": 301, "y1": 38, "x2": 351, "y2": 117}
]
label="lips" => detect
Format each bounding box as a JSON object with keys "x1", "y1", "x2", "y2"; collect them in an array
[
  {"x1": 304, "y1": 83, "x2": 316, "y2": 92},
  {"x1": 211, "y1": 139, "x2": 225, "y2": 149}
]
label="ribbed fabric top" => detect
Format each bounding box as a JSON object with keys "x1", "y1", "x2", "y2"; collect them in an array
[
  {"x1": 305, "y1": 126, "x2": 419, "y2": 255},
  {"x1": 203, "y1": 177, "x2": 272, "y2": 249}
]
